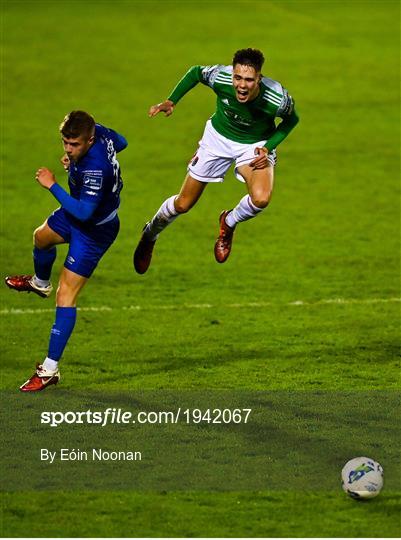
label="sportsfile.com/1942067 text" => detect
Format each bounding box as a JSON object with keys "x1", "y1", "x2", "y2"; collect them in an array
[{"x1": 40, "y1": 408, "x2": 253, "y2": 427}]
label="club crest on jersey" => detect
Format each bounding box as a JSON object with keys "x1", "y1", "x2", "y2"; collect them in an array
[{"x1": 83, "y1": 170, "x2": 103, "y2": 190}]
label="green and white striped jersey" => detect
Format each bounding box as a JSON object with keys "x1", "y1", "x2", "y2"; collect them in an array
[{"x1": 168, "y1": 64, "x2": 296, "y2": 147}]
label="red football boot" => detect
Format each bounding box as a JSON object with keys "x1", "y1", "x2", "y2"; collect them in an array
[
  {"x1": 5, "y1": 275, "x2": 53, "y2": 298},
  {"x1": 133, "y1": 225, "x2": 156, "y2": 274},
  {"x1": 20, "y1": 363, "x2": 60, "y2": 392},
  {"x1": 214, "y1": 210, "x2": 235, "y2": 263}
]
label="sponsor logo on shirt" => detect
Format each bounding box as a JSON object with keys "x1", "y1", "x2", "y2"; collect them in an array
[
  {"x1": 83, "y1": 170, "x2": 103, "y2": 190},
  {"x1": 224, "y1": 109, "x2": 252, "y2": 127}
]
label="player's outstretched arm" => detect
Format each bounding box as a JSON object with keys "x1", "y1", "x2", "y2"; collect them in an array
[
  {"x1": 148, "y1": 100, "x2": 175, "y2": 118},
  {"x1": 148, "y1": 66, "x2": 205, "y2": 118}
]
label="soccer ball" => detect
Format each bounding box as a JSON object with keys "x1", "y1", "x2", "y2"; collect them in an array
[{"x1": 341, "y1": 457, "x2": 383, "y2": 499}]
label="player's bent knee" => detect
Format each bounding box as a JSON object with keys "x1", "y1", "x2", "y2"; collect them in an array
[
  {"x1": 250, "y1": 192, "x2": 272, "y2": 209},
  {"x1": 33, "y1": 227, "x2": 49, "y2": 249},
  {"x1": 34, "y1": 223, "x2": 65, "y2": 249}
]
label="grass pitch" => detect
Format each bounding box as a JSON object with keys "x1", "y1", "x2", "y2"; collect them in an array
[{"x1": 1, "y1": 0, "x2": 400, "y2": 537}]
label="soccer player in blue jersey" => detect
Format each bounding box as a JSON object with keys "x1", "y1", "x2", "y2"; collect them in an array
[{"x1": 5, "y1": 111, "x2": 127, "y2": 392}]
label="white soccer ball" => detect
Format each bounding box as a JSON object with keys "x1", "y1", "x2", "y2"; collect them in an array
[{"x1": 341, "y1": 457, "x2": 383, "y2": 499}]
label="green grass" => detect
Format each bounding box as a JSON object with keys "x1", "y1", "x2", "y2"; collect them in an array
[
  {"x1": 3, "y1": 491, "x2": 400, "y2": 537},
  {"x1": 1, "y1": 0, "x2": 400, "y2": 537}
]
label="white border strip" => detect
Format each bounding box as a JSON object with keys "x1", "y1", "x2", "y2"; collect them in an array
[{"x1": 0, "y1": 297, "x2": 399, "y2": 316}]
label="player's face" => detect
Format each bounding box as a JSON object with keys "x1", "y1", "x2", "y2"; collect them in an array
[
  {"x1": 233, "y1": 64, "x2": 261, "y2": 103},
  {"x1": 62, "y1": 134, "x2": 94, "y2": 162}
]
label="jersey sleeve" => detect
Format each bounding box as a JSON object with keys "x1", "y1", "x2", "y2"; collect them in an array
[
  {"x1": 95, "y1": 124, "x2": 128, "y2": 153},
  {"x1": 50, "y1": 161, "x2": 108, "y2": 221},
  {"x1": 265, "y1": 101, "x2": 299, "y2": 152},
  {"x1": 167, "y1": 64, "x2": 227, "y2": 104},
  {"x1": 276, "y1": 89, "x2": 295, "y2": 118},
  {"x1": 199, "y1": 65, "x2": 227, "y2": 88},
  {"x1": 167, "y1": 66, "x2": 205, "y2": 104},
  {"x1": 50, "y1": 183, "x2": 98, "y2": 221}
]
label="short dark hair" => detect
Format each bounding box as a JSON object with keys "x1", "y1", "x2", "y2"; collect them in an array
[
  {"x1": 232, "y1": 48, "x2": 265, "y2": 72},
  {"x1": 60, "y1": 110, "x2": 95, "y2": 140}
]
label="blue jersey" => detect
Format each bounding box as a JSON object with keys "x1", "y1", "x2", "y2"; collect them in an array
[{"x1": 67, "y1": 124, "x2": 127, "y2": 227}]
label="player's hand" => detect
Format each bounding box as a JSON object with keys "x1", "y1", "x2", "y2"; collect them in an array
[
  {"x1": 249, "y1": 147, "x2": 269, "y2": 169},
  {"x1": 148, "y1": 100, "x2": 175, "y2": 117},
  {"x1": 35, "y1": 167, "x2": 56, "y2": 189},
  {"x1": 61, "y1": 154, "x2": 70, "y2": 171}
]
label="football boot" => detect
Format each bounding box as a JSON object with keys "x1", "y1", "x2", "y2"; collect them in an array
[
  {"x1": 5, "y1": 275, "x2": 53, "y2": 298},
  {"x1": 214, "y1": 210, "x2": 235, "y2": 263},
  {"x1": 20, "y1": 363, "x2": 60, "y2": 392},
  {"x1": 133, "y1": 225, "x2": 156, "y2": 274}
]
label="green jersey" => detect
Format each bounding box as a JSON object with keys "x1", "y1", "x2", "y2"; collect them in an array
[{"x1": 167, "y1": 64, "x2": 299, "y2": 150}]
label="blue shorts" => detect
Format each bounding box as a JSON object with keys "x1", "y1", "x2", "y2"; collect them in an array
[{"x1": 47, "y1": 208, "x2": 120, "y2": 278}]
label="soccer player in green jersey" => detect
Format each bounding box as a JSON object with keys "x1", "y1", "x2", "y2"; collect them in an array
[{"x1": 133, "y1": 48, "x2": 299, "y2": 273}]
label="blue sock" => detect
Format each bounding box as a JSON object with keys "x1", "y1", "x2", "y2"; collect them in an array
[
  {"x1": 47, "y1": 307, "x2": 77, "y2": 361},
  {"x1": 33, "y1": 246, "x2": 57, "y2": 281}
]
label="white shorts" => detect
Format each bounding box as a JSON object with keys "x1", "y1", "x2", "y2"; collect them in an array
[{"x1": 187, "y1": 119, "x2": 277, "y2": 183}]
